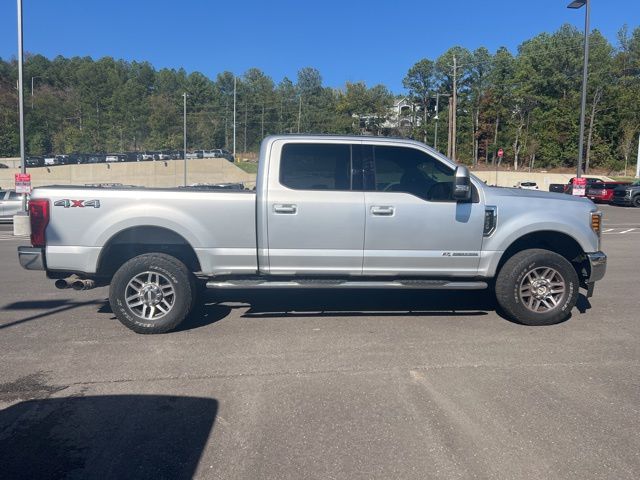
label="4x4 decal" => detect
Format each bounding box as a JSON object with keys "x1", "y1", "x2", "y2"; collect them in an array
[{"x1": 54, "y1": 199, "x2": 101, "y2": 208}]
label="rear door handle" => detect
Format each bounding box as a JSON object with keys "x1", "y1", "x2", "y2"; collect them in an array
[
  {"x1": 273, "y1": 204, "x2": 297, "y2": 214},
  {"x1": 371, "y1": 206, "x2": 394, "y2": 216}
]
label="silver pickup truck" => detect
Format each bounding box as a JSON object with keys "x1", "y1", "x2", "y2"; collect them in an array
[{"x1": 18, "y1": 135, "x2": 606, "y2": 333}]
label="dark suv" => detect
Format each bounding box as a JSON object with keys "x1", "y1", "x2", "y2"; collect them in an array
[{"x1": 612, "y1": 181, "x2": 640, "y2": 207}]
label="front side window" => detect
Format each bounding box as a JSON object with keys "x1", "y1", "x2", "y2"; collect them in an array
[
  {"x1": 371, "y1": 146, "x2": 455, "y2": 201},
  {"x1": 280, "y1": 143, "x2": 352, "y2": 191}
]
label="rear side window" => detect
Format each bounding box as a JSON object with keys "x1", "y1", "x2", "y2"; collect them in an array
[
  {"x1": 8, "y1": 191, "x2": 21, "y2": 200},
  {"x1": 280, "y1": 143, "x2": 351, "y2": 191}
]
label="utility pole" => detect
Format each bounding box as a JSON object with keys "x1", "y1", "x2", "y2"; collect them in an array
[
  {"x1": 233, "y1": 76, "x2": 237, "y2": 157},
  {"x1": 451, "y1": 55, "x2": 458, "y2": 161},
  {"x1": 447, "y1": 101, "x2": 453, "y2": 158},
  {"x1": 31, "y1": 76, "x2": 41, "y2": 109},
  {"x1": 183, "y1": 92, "x2": 187, "y2": 186},
  {"x1": 433, "y1": 93, "x2": 450, "y2": 152},
  {"x1": 297, "y1": 95, "x2": 302, "y2": 133},
  {"x1": 636, "y1": 133, "x2": 640, "y2": 179}
]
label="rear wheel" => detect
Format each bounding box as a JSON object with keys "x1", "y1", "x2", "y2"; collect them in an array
[
  {"x1": 109, "y1": 253, "x2": 195, "y2": 334},
  {"x1": 495, "y1": 249, "x2": 579, "y2": 326},
  {"x1": 632, "y1": 195, "x2": 640, "y2": 208}
]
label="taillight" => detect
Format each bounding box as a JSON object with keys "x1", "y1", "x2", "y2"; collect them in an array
[{"x1": 29, "y1": 199, "x2": 50, "y2": 247}]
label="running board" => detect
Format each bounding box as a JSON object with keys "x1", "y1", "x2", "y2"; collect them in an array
[{"x1": 206, "y1": 279, "x2": 488, "y2": 290}]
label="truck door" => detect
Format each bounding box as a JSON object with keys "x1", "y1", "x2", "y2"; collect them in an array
[
  {"x1": 362, "y1": 144, "x2": 485, "y2": 276},
  {"x1": 265, "y1": 141, "x2": 365, "y2": 275}
]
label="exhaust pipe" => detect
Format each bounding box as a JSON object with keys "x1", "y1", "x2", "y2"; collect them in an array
[
  {"x1": 54, "y1": 275, "x2": 79, "y2": 290},
  {"x1": 71, "y1": 279, "x2": 96, "y2": 291}
]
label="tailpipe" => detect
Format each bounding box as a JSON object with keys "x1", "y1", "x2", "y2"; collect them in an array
[
  {"x1": 71, "y1": 279, "x2": 96, "y2": 291},
  {"x1": 54, "y1": 275, "x2": 79, "y2": 290}
]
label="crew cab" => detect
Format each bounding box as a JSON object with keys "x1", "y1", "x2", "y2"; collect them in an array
[
  {"x1": 587, "y1": 182, "x2": 631, "y2": 203},
  {"x1": 564, "y1": 176, "x2": 606, "y2": 196},
  {"x1": 612, "y1": 180, "x2": 640, "y2": 207},
  {"x1": 18, "y1": 135, "x2": 607, "y2": 333}
]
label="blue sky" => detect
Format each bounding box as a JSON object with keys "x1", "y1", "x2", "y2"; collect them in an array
[{"x1": 1, "y1": 0, "x2": 638, "y2": 93}]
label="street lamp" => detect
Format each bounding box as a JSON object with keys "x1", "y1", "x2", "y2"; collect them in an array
[
  {"x1": 183, "y1": 92, "x2": 188, "y2": 186},
  {"x1": 568, "y1": 0, "x2": 590, "y2": 178}
]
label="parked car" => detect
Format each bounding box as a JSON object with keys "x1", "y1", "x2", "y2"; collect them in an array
[
  {"x1": 0, "y1": 190, "x2": 26, "y2": 222},
  {"x1": 86, "y1": 154, "x2": 106, "y2": 164},
  {"x1": 18, "y1": 135, "x2": 606, "y2": 334},
  {"x1": 0, "y1": 163, "x2": 9, "y2": 169},
  {"x1": 611, "y1": 181, "x2": 640, "y2": 207},
  {"x1": 514, "y1": 181, "x2": 539, "y2": 190},
  {"x1": 140, "y1": 152, "x2": 155, "y2": 161},
  {"x1": 25, "y1": 156, "x2": 44, "y2": 168},
  {"x1": 586, "y1": 182, "x2": 631, "y2": 203},
  {"x1": 55, "y1": 155, "x2": 70, "y2": 165},
  {"x1": 44, "y1": 156, "x2": 57, "y2": 166},
  {"x1": 219, "y1": 149, "x2": 234, "y2": 162},
  {"x1": 202, "y1": 150, "x2": 219, "y2": 159}
]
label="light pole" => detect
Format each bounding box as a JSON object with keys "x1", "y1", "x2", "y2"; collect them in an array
[
  {"x1": 233, "y1": 76, "x2": 237, "y2": 158},
  {"x1": 568, "y1": 0, "x2": 590, "y2": 178},
  {"x1": 17, "y1": 0, "x2": 26, "y2": 211},
  {"x1": 183, "y1": 92, "x2": 187, "y2": 186},
  {"x1": 433, "y1": 93, "x2": 450, "y2": 152}
]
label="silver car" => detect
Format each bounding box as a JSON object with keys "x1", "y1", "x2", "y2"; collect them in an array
[{"x1": 0, "y1": 190, "x2": 26, "y2": 222}]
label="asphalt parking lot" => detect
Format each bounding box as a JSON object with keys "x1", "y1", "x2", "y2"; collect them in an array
[{"x1": 1, "y1": 204, "x2": 639, "y2": 479}]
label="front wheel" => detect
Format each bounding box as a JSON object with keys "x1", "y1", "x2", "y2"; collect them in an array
[
  {"x1": 109, "y1": 253, "x2": 196, "y2": 334},
  {"x1": 495, "y1": 249, "x2": 579, "y2": 326},
  {"x1": 633, "y1": 195, "x2": 640, "y2": 208}
]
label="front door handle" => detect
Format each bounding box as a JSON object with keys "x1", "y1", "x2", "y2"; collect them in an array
[
  {"x1": 371, "y1": 205, "x2": 394, "y2": 216},
  {"x1": 273, "y1": 204, "x2": 297, "y2": 214}
]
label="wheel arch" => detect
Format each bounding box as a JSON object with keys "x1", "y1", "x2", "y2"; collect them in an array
[
  {"x1": 495, "y1": 230, "x2": 588, "y2": 281},
  {"x1": 96, "y1": 226, "x2": 201, "y2": 279}
]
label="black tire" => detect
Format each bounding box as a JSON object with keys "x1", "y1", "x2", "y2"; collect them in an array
[
  {"x1": 109, "y1": 253, "x2": 196, "y2": 334},
  {"x1": 495, "y1": 248, "x2": 579, "y2": 326},
  {"x1": 632, "y1": 195, "x2": 640, "y2": 208}
]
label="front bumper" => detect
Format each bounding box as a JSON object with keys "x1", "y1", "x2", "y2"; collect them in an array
[
  {"x1": 586, "y1": 251, "x2": 607, "y2": 283},
  {"x1": 18, "y1": 246, "x2": 46, "y2": 270}
]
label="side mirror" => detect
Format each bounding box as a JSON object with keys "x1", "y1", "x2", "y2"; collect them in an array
[{"x1": 453, "y1": 165, "x2": 472, "y2": 201}]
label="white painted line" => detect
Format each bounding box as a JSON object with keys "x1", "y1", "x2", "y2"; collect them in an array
[
  {"x1": 620, "y1": 228, "x2": 636, "y2": 234},
  {"x1": 602, "y1": 228, "x2": 614, "y2": 233}
]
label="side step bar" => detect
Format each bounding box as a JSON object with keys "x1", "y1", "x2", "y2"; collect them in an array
[{"x1": 206, "y1": 279, "x2": 488, "y2": 290}]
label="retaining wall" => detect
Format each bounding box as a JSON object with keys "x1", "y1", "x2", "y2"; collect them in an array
[{"x1": 0, "y1": 158, "x2": 255, "y2": 190}]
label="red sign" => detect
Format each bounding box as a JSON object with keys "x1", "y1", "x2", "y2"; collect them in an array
[
  {"x1": 572, "y1": 177, "x2": 587, "y2": 196},
  {"x1": 497, "y1": 148, "x2": 504, "y2": 158},
  {"x1": 15, "y1": 173, "x2": 32, "y2": 194}
]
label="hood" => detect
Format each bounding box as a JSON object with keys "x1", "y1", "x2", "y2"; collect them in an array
[{"x1": 484, "y1": 186, "x2": 595, "y2": 206}]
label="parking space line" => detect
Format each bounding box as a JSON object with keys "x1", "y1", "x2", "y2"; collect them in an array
[
  {"x1": 620, "y1": 228, "x2": 636, "y2": 234},
  {"x1": 602, "y1": 228, "x2": 614, "y2": 233}
]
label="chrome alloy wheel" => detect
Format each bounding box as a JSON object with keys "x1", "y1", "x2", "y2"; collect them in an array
[
  {"x1": 519, "y1": 267, "x2": 566, "y2": 313},
  {"x1": 125, "y1": 271, "x2": 176, "y2": 320}
]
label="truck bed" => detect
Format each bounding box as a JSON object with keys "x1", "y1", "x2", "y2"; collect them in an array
[{"x1": 32, "y1": 186, "x2": 258, "y2": 275}]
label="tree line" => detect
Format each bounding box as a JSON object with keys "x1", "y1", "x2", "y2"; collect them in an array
[{"x1": 0, "y1": 23, "x2": 638, "y2": 172}]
